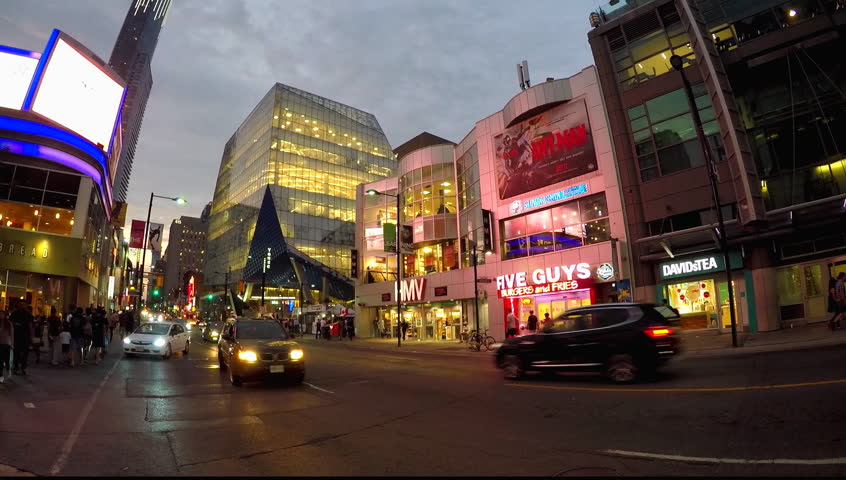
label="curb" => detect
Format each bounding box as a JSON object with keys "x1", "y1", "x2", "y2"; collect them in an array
[
  {"x1": 682, "y1": 336, "x2": 846, "y2": 359},
  {"x1": 0, "y1": 463, "x2": 35, "y2": 477}
]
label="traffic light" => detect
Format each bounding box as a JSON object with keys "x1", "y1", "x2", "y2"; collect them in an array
[
  {"x1": 152, "y1": 289, "x2": 160, "y2": 296},
  {"x1": 207, "y1": 294, "x2": 213, "y2": 300}
]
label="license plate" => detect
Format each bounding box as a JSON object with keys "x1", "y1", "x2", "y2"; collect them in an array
[{"x1": 269, "y1": 365, "x2": 285, "y2": 373}]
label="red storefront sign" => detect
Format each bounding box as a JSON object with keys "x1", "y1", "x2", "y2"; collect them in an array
[{"x1": 497, "y1": 279, "x2": 587, "y2": 299}]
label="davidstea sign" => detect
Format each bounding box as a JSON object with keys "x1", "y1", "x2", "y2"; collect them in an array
[{"x1": 659, "y1": 252, "x2": 743, "y2": 281}]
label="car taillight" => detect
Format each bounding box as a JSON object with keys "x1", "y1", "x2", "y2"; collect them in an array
[{"x1": 645, "y1": 326, "x2": 673, "y2": 338}]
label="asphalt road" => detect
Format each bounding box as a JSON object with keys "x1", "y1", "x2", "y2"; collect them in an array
[{"x1": 1, "y1": 331, "x2": 845, "y2": 477}]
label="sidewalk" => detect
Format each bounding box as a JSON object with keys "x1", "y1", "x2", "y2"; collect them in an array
[{"x1": 298, "y1": 322, "x2": 846, "y2": 359}]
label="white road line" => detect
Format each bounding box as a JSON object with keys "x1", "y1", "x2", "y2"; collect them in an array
[
  {"x1": 604, "y1": 449, "x2": 846, "y2": 465},
  {"x1": 303, "y1": 382, "x2": 334, "y2": 394},
  {"x1": 49, "y1": 355, "x2": 123, "y2": 475},
  {"x1": 23, "y1": 403, "x2": 35, "y2": 409}
]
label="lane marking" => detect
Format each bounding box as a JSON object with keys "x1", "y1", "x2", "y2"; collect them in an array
[
  {"x1": 49, "y1": 354, "x2": 123, "y2": 475},
  {"x1": 303, "y1": 382, "x2": 334, "y2": 394},
  {"x1": 505, "y1": 378, "x2": 846, "y2": 393},
  {"x1": 23, "y1": 403, "x2": 35, "y2": 409},
  {"x1": 604, "y1": 449, "x2": 846, "y2": 465}
]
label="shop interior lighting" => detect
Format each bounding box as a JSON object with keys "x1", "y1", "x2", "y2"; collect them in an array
[{"x1": 788, "y1": 8, "x2": 797, "y2": 17}]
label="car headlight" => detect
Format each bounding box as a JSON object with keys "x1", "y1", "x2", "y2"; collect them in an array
[
  {"x1": 153, "y1": 338, "x2": 167, "y2": 347},
  {"x1": 211, "y1": 330, "x2": 219, "y2": 336},
  {"x1": 123, "y1": 337, "x2": 131, "y2": 345},
  {"x1": 290, "y1": 349, "x2": 304, "y2": 360},
  {"x1": 186, "y1": 324, "x2": 192, "y2": 331},
  {"x1": 238, "y1": 350, "x2": 258, "y2": 362}
]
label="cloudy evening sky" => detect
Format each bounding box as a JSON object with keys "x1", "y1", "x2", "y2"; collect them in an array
[{"x1": 1, "y1": 0, "x2": 598, "y2": 247}]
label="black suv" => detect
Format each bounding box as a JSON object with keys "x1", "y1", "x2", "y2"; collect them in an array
[
  {"x1": 495, "y1": 304, "x2": 681, "y2": 383},
  {"x1": 218, "y1": 317, "x2": 305, "y2": 386}
]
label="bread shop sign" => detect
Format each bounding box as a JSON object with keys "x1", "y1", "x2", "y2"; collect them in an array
[{"x1": 496, "y1": 263, "x2": 594, "y2": 298}]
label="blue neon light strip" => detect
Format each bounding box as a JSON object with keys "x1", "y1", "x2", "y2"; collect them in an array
[
  {"x1": 0, "y1": 45, "x2": 41, "y2": 59},
  {"x1": 0, "y1": 138, "x2": 111, "y2": 217},
  {"x1": 0, "y1": 115, "x2": 108, "y2": 170},
  {"x1": 523, "y1": 183, "x2": 589, "y2": 211},
  {"x1": 22, "y1": 28, "x2": 60, "y2": 111}
]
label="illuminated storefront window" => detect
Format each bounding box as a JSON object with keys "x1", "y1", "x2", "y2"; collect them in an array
[
  {"x1": 501, "y1": 193, "x2": 610, "y2": 260},
  {"x1": 0, "y1": 163, "x2": 79, "y2": 236},
  {"x1": 402, "y1": 240, "x2": 459, "y2": 277}
]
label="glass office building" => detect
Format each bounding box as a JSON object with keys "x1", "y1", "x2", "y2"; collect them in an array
[{"x1": 205, "y1": 83, "x2": 395, "y2": 288}]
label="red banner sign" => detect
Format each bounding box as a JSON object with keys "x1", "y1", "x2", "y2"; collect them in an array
[
  {"x1": 497, "y1": 279, "x2": 586, "y2": 299},
  {"x1": 129, "y1": 220, "x2": 145, "y2": 249}
]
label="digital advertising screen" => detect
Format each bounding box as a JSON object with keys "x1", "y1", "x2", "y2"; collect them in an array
[
  {"x1": 494, "y1": 99, "x2": 597, "y2": 200},
  {"x1": 31, "y1": 37, "x2": 125, "y2": 153},
  {"x1": 0, "y1": 47, "x2": 39, "y2": 110}
]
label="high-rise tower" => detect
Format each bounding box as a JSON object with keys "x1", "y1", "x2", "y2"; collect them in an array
[{"x1": 109, "y1": 0, "x2": 172, "y2": 202}]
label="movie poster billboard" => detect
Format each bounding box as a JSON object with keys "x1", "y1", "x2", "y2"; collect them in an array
[{"x1": 494, "y1": 99, "x2": 597, "y2": 199}]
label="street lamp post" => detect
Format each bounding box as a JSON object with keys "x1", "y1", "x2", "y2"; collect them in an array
[
  {"x1": 670, "y1": 55, "x2": 738, "y2": 347},
  {"x1": 366, "y1": 188, "x2": 402, "y2": 348},
  {"x1": 261, "y1": 247, "x2": 271, "y2": 307},
  {"x1": 138, "y1": 193, "x2": 186, "y2": 311},
  {"x1": 470, "y1": 240, "x2": 493, "y2": 349}
]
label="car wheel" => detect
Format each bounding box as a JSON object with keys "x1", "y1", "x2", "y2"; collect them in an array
[
  {"x1": 161, "y1": 345, "x2": 171, "y2": 360},
  {"x1": 501, "y1": 355, "x2": 524, "y2": 380},
  {"x1": 183, "y1": 340, "x2": 190, "y2": 355},
  {"x1": 605, "y1": 354, "x2": 638, "y2": 383},
  {"x1": 229, "y1": 365, "x2": 242, "y2": 387}
]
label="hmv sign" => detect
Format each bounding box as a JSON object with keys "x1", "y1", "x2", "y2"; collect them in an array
[{"x1": 395, "y1": 278, "x2": 426, "y2": 303}]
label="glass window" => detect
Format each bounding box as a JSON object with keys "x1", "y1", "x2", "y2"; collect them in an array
[
  {"x1": 646, "y1": 89, "x2": 689, "y2": 124},
  {"x1": 525, "y1": 209, "x2": 553, "y2": 235},
  {"x1": 554, "y1": 229, "x2": 583, "y2": 250},
  {"x1": 629, "y1": 30, "x2": 669, "y2": 62},
  {"x1": 0, "y1": 164, "x2": 14, "y2": 184},
  {"x1": 503, "y1": 217, "x2": 527, "y2": 239},
  {"x1": 503, "y1": 237, "x2": 528, "y2": 259},
  {"x1": 658, "y1": 139, "x2": 705, "y2": 175},
  {"x1": 551, "y1": 203, "x2": 580, "y2": 228},
  {"x1": 584, "y1": 218, "x2": 611, "y2": 244},
  {"x1": 652, "y1": 114, "x2": 696, "y2": 148},
  {"x1": 13, "y1": 166, "x2": 47, "y2": 189},
  {"x1": 9, "y1": 186, "x2": 42, "y2": 204},
  {"x1": 528, "y1": 232, "x2": 555, "y2": 255},
  {"x1": 627, "y1": 105, "x2": 646, "y2": 121},
  {"x1": 45, "y1": 172, "x2": 81, "y2": 194},
  {"x1": 546, "y1": 313, "x2": 583, "y2": 333},
  {"x1": 630, "y1": 116, "x2": 649, "y2": 132},
  {"x1": 580, "y1": 195, "x2": 608, "y2": 222}
]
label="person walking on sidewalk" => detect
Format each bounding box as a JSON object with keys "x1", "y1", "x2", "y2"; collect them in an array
[
  {"x1": 0, "y1": 311, "x2": 13, "y2": 383},
  {"x1": 90, "y1": 308, "x2": 107, "y2": 365},
  {"x1": 59, "y1": 325, "x2": 71, "y2": 366},
  {"x1": 48, "y1": 307, "x2": 62, "y2": 365},
  {"x1": 108, "y1": 310, "x2": 119, "y2": 343},
  {"x1": 505, "y1": 308, "x2": 519, "y2": 339},
  {"x1": 69, "y1": 307, "x2": 85, "y2": 367},
  {"x1": 10, "y1": 302, "x2": 34, "y2": 376},
  {"x1": 31, "y1": 312, "x2": 46, "y2": 364},
  {"x1": 527, "y1": 310, "x2": 538, "y2": 334}
]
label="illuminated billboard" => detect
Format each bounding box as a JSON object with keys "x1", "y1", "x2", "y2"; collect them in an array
[
  {"x1": 29, "y1": 33, "x2": 125, "y2": 154},
  {"x1": 494, "y1": 99, "x2": 597, "y2": 199},
  {"x1": 0, "y1": 46, "x2": 39, "y2": 110}
]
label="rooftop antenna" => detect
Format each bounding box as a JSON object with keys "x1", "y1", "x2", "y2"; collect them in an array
[
  {"x1": 516, "y1": 63, "x2": 526, "y2": 91},
  {"x1": 522, "y1": 60, "x2": 531, "y2": 88}
]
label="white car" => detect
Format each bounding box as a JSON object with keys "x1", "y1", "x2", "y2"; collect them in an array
[{"x1": 123, "y1": 322, "x2": 190, "y2": 359}]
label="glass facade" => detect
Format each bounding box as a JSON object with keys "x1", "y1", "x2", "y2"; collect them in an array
[
  {"x1": 628, "y1": 84, "x2": 725, "y2": 181},
  {"x1": 606, "y1": 3, "x2": 695, "y2": 91},
  {"x1": 0, "y1": 162, "x2": 80, "y2": 236},
  {"x1": 361, "y1": 186, "x2": 398, "y2": 284},
  {"x1": 456, "y1": 145, "x2": 487, "y2": 268},
  {"x1": 206, "y1": 84, "x2": 395, "y2": 286},
  {"x1": 500, "y1": 193, "x2": 611, "y2": 260}
]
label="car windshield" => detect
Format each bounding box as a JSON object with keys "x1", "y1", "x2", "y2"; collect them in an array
[
  {"x1": 237, "y1": 321, "x2": 288, "y2": 340},
  {"x1": 135, "y1": 323, "x2": 170, "y2": 335}
]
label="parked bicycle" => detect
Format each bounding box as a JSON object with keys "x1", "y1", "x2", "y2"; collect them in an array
[{"x1": 467, "y1": 329, "x2": 496, "y2": 352}]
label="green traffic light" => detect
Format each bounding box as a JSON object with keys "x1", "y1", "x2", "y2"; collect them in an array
[
  {"x1": 153, "y1": 289, "x2": 160, "y2": 296},
  {"x1": 207, "y1": 294, "x2": 213, "y2": 300}
]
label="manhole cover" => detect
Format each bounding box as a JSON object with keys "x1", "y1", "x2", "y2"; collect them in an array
[{"x1": 556, "y1": 467, "x2": 619, "y2": 477}]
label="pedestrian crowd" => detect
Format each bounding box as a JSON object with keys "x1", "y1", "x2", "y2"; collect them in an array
[
  {"x1": 311, "y1": 316, "x2": 355, "y2": 341},
  {"x1": 0, "y1": 301, "x2": 135, "y2": 383}
]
